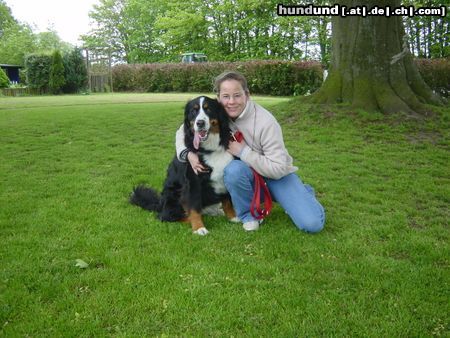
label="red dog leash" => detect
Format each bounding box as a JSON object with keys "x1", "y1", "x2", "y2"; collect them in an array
[
  {"x1": 231, "y1": 131, "x2": 273, "y2": 220},
  {"x1": 250, "y1": 169, "x2": 272, "y2": 220}
]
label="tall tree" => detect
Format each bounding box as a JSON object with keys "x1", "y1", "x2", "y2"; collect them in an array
[
  {"x1": 0, "y1": 0, "x2": 16, "y2": 31},
  {"x1": 311, "y1": 0, "x2": 444, "y2": 115},
  {"x1": 49, "y1": 50, "x2": 65, "y2": 94},
  {"x1": 0, "y1": 0, "x2": 35, "y2": 65},
  {"x1": 83, "y1": 0, "x2": 130, "y2": 61},
  {"x1": 403, "y1": 0, "x2": 449, "y2": 58},
  {"x1": 154, "y1": 0, "x2": 208, "y2": 60},
  {"x1": 63, "y1": 47, "x2": 88, "y2": 93},
  {"x1": 35, "y1": 29, "x2": 72, "y2": 54},
  {"x1": 0, "y1": 23, "x2": 35, "y2": 65},
  {"x1": 124, "y1": 0, "x2": 168, "y2": 62},
  {"x1": 82, "y1": 0, "x2": 168, "y2": 63}
]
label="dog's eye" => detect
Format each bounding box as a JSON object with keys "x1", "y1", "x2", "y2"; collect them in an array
[
  {"x1": 210, "y1": 119, "x2": 218, "y2": 126},
  {"x1": 189, "y1": 108, "x2": 199, "y2": 119}
]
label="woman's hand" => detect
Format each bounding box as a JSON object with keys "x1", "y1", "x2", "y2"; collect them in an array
[
  {"x1": 227, "y1": 140, "x2": 245, "y2": 157},
  {"x1": 187, "y1": 152, "x2": 208, "y2": 175}
]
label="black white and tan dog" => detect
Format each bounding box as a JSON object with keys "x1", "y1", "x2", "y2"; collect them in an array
[{"x1": 130, "y1": 96, "x2": 237, "y2": 235}]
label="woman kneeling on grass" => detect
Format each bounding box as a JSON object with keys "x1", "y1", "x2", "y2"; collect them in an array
[{"x1": 176, "y1": 70, "x2": 325, "y2": 233}]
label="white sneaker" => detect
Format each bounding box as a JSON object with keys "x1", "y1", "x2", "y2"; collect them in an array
[{"x1": 243, "y1": 221, "x2": 259, "y2": 231}]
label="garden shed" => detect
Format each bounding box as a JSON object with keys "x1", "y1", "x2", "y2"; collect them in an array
[{"x1": 0, "y1": 64, "x2": 22, "y2": 83}]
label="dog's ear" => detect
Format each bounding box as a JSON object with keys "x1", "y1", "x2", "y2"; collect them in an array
[
  {"x1": 184, "y1": 101, "x2": 195, "y2": 151},
  {"x1": 217, "y1": 101, "x2": 230, "y2": 148}
]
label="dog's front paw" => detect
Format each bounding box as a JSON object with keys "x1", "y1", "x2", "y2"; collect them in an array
[
  {"x1": 229, "y1": 217, "x2": 240, "y2": 223},
  {"x1": 193, "y1": 227, "x2": 209, "y2": 236}
]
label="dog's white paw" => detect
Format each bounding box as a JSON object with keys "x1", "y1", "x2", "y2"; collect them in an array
[
  {"x1": 229, "y1": 217, "x2": 240, "y2": 223},
  {"x1": 193, "y1": 227, "x2": 209, "y2": 236}
]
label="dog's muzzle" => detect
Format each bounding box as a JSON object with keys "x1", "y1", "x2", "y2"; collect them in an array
[{"x1": 193, "y1": 119, "x2": 209, "y2": 149}]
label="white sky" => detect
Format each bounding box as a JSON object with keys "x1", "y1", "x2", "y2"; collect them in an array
[{"x1": 4, "y1": 0, "x2": 99, "y2": 46}]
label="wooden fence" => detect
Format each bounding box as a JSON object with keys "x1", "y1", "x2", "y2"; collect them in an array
[
  {"x1": 1, "y1": 88, "x2": 47, "y2": 97},
  {"x1": 90, "y1": 74, "x2": 112, "y2": 92}
]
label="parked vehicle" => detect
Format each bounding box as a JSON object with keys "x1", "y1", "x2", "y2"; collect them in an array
[{"x1": 181, "y1": 52, "x2": 208, "y2": 63}]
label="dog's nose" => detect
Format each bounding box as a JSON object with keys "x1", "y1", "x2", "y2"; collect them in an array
[{"x1": 196, "y1": 120, "x2": 206, "y2": 129}]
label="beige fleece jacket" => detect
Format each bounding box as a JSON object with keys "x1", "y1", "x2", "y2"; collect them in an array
[{"x1": 176, "y1": 99, "x2": 298, "y2": 180}]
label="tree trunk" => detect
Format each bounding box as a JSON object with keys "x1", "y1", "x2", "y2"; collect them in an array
[{"x1": 310, "y1": 0, "x2": 443, "y2": 115}]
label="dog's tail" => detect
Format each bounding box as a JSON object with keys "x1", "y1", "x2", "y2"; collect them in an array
[{"x1": 130, "y1": 185, "x2": 161, "y2": 212}]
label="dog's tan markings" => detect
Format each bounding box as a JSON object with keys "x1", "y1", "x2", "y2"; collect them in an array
[
  {"x1": 188, "y1": 210, "x2": 205, "y2": 231},
  {"x1": 222, "y1": 198, "x2": 236, "y2": 220},
  {"x1": 194, "y1": 104, "x2": 200, "y2": 111},
  {"x1": 210, "y1": 119, "x2": 220, "y2": 133},
  {"x1": 203, "y1": 102, "x2": 209, "y2": 110}
]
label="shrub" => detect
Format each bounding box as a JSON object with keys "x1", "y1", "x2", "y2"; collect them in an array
[
  {"x1": 25, "y1": 54, "x2": 52, "y2": 91},
  {"x1": 415, "y1": 58, "x2": 450, "y2": 98},
  {"x1": 26, "y1": 50, "x2": 87, "y2": 94},
  {"x1": 63, "y1": 48, "x2": 88, "y2": 93},
  {"x1": 112, "y1": 60, "x2": 323, "y2": 96},
  {"x1": 49, "y1": 50, "x2": 65, "y2": 94},
  {"x1": 0, "y1": 68, "x2": 9, "y2": 88}
]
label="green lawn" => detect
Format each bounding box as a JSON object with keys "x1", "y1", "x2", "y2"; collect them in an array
[{"x1": 0, "y1": 93, "x2": 448, "y2": 336}]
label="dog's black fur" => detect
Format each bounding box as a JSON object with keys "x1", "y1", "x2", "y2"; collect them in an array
[{"x1": 130, "y1": 96, "x2": 235, "y2": 234}]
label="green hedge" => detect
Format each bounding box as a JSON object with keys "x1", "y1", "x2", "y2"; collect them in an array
[
  {"x1": 25, "y1": 54, "x2": 52, "y2": 91},
  {"x1": 113, "y1": 58, "x2": 449, "y2": 97},
  {"x1": 25, "y1": 49, "x2": 87, "y2": 94},
  {"x1": 415, "y1": 58, "x2": 450, "y2": 98},
  {"x1": 112, "y1": 61, "x2": 323, "y2": 96},
  {"x1": 63, "y1": 48, "x2": 88, "y2": 93}
]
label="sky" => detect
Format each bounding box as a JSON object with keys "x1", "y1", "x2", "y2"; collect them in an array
[{"x1": 5, "y1": 0, "x2": 99, "y2": 46}]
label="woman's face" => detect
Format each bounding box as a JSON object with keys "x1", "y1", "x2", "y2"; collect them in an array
[{"x1": 217, "y1": 79, "x2": 249, "y2": 119}]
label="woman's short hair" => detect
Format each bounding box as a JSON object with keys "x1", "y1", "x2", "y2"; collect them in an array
[{"x1": 213, "y1": 70, "x2": 249, "y2": 95}]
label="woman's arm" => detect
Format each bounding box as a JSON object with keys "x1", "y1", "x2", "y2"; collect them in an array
[{"x1": 240, "y1": 121, "x2": 297, "y2": 180}]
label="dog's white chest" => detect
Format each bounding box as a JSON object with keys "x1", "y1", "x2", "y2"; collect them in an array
[{"x1": 203, "y1": 148, "x2": 233, "y2": 194}]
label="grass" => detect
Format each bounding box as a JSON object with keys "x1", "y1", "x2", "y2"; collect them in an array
[{"x1": 0, "y1": 93, "x2": 448, "y2": 336}]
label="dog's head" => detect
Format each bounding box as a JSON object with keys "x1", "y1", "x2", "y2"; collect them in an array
[{"x1": 184, "y1": 96, "x2": 230, "y2": 151}]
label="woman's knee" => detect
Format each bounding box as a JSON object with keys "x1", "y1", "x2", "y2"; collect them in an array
[
  {"x1": 224, "y1": 160, "x2": 252, "y2": 186},
  {"x1": 299, "y1": 218, "x2": 324, "y2": 233},
  {"x1": 292, "y1": 208, "x2": 325, "y2": 233}
]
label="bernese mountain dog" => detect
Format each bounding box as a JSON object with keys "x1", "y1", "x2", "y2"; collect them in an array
[{"x1": 130, "y1": 96, "x2": 237, "y2": 235}]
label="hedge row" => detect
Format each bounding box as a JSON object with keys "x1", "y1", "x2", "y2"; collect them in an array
[
  {"x1": 112, "y1": 58, "x2": 449, "y2": 97},
  {"x1": 112, "y1": 61, "x2": 323, "y2": 96},
  {"x1": 415, "y1": 58, "x2": 450, "y2": 97},
  {"x1": 24, "y1": 49, "x2": 87, "y2": 94},
  {"x1": 25, "y1": 54, "x2": 52, "y2": 90}
]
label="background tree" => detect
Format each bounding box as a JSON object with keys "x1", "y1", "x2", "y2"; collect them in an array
[
  {"x1": 0, "y1": 1, "x2": 75, "y2": 66},
  {"x1": 0, "y1": 23, "x2": 35, "y2": 65},
  {"x1": 83, "y1": 0, "x2": 168, "y2": 63},
  {"x1": 35, "y1": 29, "x2": 72, "y2": 54},
  {"x1": 82, "y1": 0, "x2": 135, "y2": 62},
  {"x1": 49, "y1": 50, "x2": 65, "y2": 94},
  {"x1": 310, "y1": 0, "x2": 444, "y2": 115},
  {"x1": 403, "y1": 0, "x2": 449, "y2": 58},
  {"x1": 82, "y1": 0, "x2": 333, "y2": 63},
  {"x1": 0, "y1": 1, "x2": 36, "y2": 66},
  {"x1": 0, "y1": 0, "x2": 16, "y2": 31},
  {"x1": 63, "y1": 47, "x2": 88, "y2": 93},
  {"x1": 154, "y1": 0, "x2": 208, "y2": 60},
  {"x1": 125, "y1": 0, "x2": 168, "y2": 62}
]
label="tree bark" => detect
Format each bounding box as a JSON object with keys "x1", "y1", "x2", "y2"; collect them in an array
[{"x1": 310, "y1": 0, "x2": 443, "y2": 115}]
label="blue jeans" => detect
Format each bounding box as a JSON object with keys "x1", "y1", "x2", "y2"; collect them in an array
[{"x1": 223, "y1": 160, "x2": 325, "y2": 233}]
